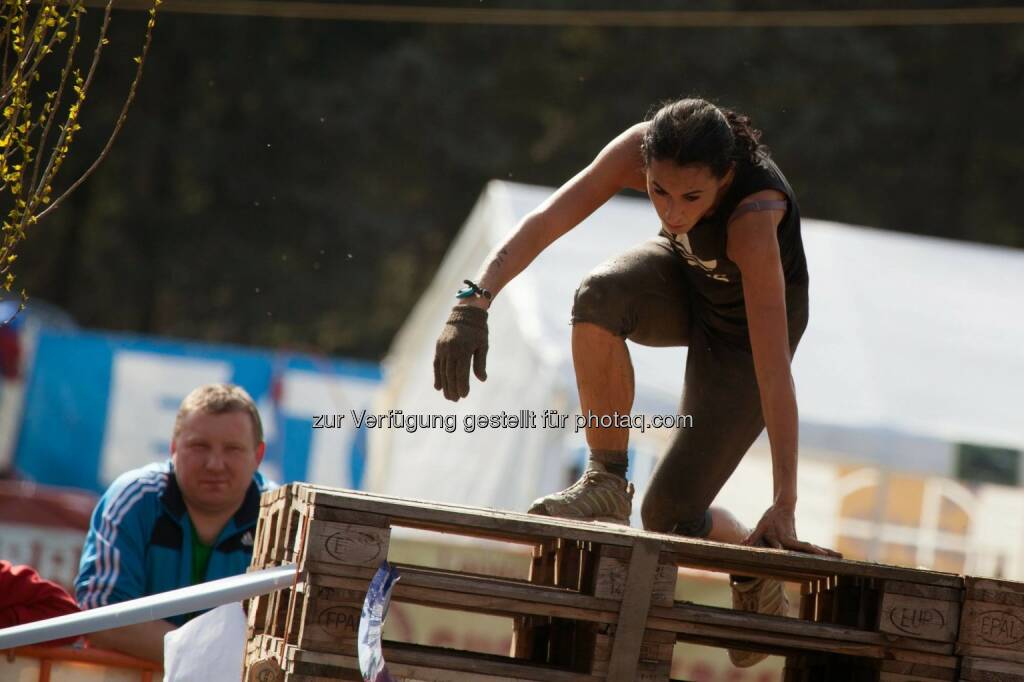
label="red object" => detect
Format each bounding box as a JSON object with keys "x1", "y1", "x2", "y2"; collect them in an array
[
  {"x1": 0, "y1": 326, "x2": 19, "y2": 380},
  {"x1": 0, "y1": 560, "x2": 81, "y2": 646}
]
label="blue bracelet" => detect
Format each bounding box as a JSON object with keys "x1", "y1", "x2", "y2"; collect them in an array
[{"x1": 456, "y1": 279, "x2": 492, "y2": 300}]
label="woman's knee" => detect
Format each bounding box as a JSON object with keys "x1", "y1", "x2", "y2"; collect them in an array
[
  {"x1": 641, "y1": 462, "x2": 717, "y2": 536},
  {"x1": 571, "y1": 269, "x2": 632, "y2": 336},
  {"x1": 640, "y1": 491, "x2": 673, "y2": 533},
  {"x1": 641, "y1": 491, "x2": 711, "y2": 537}
]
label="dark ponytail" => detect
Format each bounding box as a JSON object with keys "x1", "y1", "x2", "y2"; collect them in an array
[
  {"x1": 720, "y1": 107, "x2": 766, "y2": 165},
  {"x1": 641, "y1": 98, "x2": 768, "y2": 177}
]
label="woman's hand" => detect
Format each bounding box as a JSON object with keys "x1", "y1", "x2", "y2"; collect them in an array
[
  {"x1": 745, "y1": 503, "x2": 843, "y2": 557},
  {"x1": 433, "y1": 304, "x2": 489, "y2": 401}
]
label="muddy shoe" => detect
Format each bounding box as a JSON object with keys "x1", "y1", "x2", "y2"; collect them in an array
[
  {"x1": 527, "y1": 470, "x2": 633, "y2": 524},
  {"x1": 728, "y1": 576, "x2": 789, "y2": 667}
]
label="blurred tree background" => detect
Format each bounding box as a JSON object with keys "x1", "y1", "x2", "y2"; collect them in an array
[{"x1": 16, "y1": 1, "x2": 1024, "y2": 359}]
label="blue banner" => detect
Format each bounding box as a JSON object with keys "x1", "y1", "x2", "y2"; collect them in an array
[{"x1": 13, "y1": 330, "x2": 380, "y2": 493}]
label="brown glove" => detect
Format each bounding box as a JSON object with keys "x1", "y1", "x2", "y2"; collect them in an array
[{"x1": 433, "y1": 305, "x2": 488, "y2": 401}]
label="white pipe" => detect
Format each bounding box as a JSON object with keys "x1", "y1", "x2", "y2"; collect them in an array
[{"x1": 0, "y1": 564, "x2": 297, "y2": 650}]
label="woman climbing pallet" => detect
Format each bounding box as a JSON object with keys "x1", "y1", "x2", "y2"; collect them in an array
[{"x1": 432, "y1": 96, "x2": 842, "y2": 667}]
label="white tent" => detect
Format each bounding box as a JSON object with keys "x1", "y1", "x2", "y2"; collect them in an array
[{"x1": 367, "y1": 180, "x2": 1024, "y2": 530}]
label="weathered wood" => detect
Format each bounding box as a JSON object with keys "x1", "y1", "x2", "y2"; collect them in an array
[
  {"x1": 782, "y1": 652, "x2": 958, "y2": 682},
  {"x1": 879, "y1": 589, "x2": 961, "y2": 643},
  {"x1": 590, "y1": 629, "x2": 675, "y2": 675},
  {"x1": 958, "y1": 644, "x2": 1024, "y2": 665},
  {"x1": 591, "y1": 545, "x2": 676, "y2": 607},
  {"x1": 309, "y1": 566, "x2": 620, "y2": 623},
  {"x1": 245, "y1": 656, "x2": 284, "y2": 682},
  {"x1": 284, "y1": 636, "x2": 607, "y2": 681},
  {"x1": 879, "y1": 658, "x2": 959, "y2": 681},
  {"x1": 960, "y1": 576, "x2": 1024, "y2": 664},
  {"x1": 510, "y1": 542, "x2": 550, "y2": 661},
  {"x1": 300, "y1": 519, "x2": 391, "y2": 575},
  {"x1": 298, "y1": 485, "x2": 960, "y2": 586},
  {"x1": 246, "y1": 590, "x2": 270, "y2": 637},
  {"x1": 606, "y1": 539, "x2": 663, "y2": 681},
  {"x1": 268, "y1": 587, "x2": 293, "y2": 640},
  {"x1": 244, "y1": 483, "x2": 1024, "y2": 682},
  {"x1": 299, "y1": 501, "x2": 391, "y2": 528},
  {"x1": 959, "y1": 656, "x2": 1024, "y2": 681},
  {"x1": 648, "y1": 601, "x2": 956, "y2": 658},
  {"x1": 293, "y1": 579, "x2": 364, "y2": 654},
  {"x1": 253, "y1": 485, "x2": 303, "y2": 568}
]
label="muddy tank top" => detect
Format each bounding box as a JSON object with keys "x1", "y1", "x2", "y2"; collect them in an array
[{"x1": 660, "y1": 152, "x2": 809, "y2": 339}]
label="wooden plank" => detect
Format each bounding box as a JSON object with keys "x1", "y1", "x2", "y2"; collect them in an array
[
  {"x1": 664, "y1": 546, "x2": 961, "y2": 587},
  {"x1": 959, "y1": 656, "x2": 1024, "y2": 681},
  {"x1": 962, "y1": 576, "x2": 1024, "y2": 667},
  {"x1": 635, "y1": 659, "x2": 672, "y2": 681},
  {"x1": 960, "y1": 597, "x2": 1024, "y2": 654},
  {"x1": 511, "y1": 541, "x2": 550, "y2": 662},
  {"x1": 298, "y1": 485, "x2": 962, "y2": 586},
  {"x1": 307, "y1": 564, "x2": 621, "y2": 617},
  {"x1": 957, "y1": 643, "x2": 1024, "y2": 665},
  {"x1": 290, "y1": 638, "x2": 605, "y2": 681},
  {"x1": 300, "y1": 519, "x2": 390, "y2": 574},
  {"x1": 591, "y1": 548, "x2": 676, "y2": 607},
  {"x1": 548, "y1": 538, "x2": 584, "y2": 669},
  {"x1": 590, "y1": 629, "x2": 675, "y2": 671},
  {"x1": 884, "y1": 581, "x2": 962, "y2": 603},
  {"x1": 648, "y1": 601, "x2": 956, "y2": 658},
  {"x1": 303, "y1": 486, "x2": 638, "y2": 548},
  {"x1": 669, "y1": 623, "x2": 883, "y2": 658},
  {"x1": 246, "y1": 591, "x2": 270, "y2": 636},
  {"x1": 244, "y1": 656, "x2": 284, "y2": 682},
  {"x1": 879, "y1": 659, "x2": 958, "y2": 681},
  {"x1": 607, "y1": 539, "x2": 663, "y2": 681},
  {"x1": 879, "y1": 590, "x2": 961, "y2": 643},
  {"x1": 254, "y1": 486, "x2": 302, "y2": 566},
  {"x1": 302, "y1": 502, "x2": 391, "y2": 528},
  {"x1": 294, "y1": 581, "x2": 363, "y2": 654},
  {"x1": 313, "y1": 570, "x2": 619, "y2": 624},
  {"x1": 269, "y1": 587, "x2": 293, "y2": 640}
]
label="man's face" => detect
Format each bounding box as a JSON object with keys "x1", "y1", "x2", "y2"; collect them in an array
[{"x1": 171, "y1": 409, "x2": 265, "y2": 517}]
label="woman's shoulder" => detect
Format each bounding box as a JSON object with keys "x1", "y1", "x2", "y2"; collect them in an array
[
  {"x1": 595, "y1": 122, "x2": 649, "y2": 192},
  {"x1": 733, "y1": 152, "x2": 794, "y2": 201}
]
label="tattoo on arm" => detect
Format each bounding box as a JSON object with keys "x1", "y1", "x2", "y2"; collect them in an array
[{"x1": 493, "y1": 247, "x2": 509, "y2": 268}]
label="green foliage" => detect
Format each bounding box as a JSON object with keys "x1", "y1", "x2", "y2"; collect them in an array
[{"x1": 0, "y1": 0, "x2": 158, "y2": 319}]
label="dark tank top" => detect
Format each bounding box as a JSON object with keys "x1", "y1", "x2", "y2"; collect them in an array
[{"x1": 660, "y1": 152, "x2": 809, "y2": 340}]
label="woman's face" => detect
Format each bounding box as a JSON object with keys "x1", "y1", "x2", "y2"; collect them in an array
[{"x1": 645, "y1": 158, "x2": 734, "y2": 235}]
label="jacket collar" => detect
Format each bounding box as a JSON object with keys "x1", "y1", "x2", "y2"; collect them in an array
[{"x1": 162, "y1": 464, "x2": 263, "y2": 533}]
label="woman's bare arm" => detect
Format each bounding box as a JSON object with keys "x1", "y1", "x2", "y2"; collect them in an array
[
  {"x1": 726, "y1": 191, "x2": 840, "y2": 557},
  {"x1": 462, "y1": 123, "x2": 648, "y2": 309}
]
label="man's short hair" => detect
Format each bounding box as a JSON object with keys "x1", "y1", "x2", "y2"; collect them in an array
[{"x1": 173, "y1": 383, "x2": 263, "y2": 445}]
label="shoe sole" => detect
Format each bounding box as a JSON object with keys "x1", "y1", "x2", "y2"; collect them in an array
[
  {"x1": 591, "y1": 516, "x2": 630, "y2": 525},
  {"x1": 527, "y1": 509, "x2": 630, "y2": 526}
]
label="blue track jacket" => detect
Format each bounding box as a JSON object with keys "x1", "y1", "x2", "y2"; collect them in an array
[{"x1": 74, "y1": 461, "x2": 274, "y2": 625}]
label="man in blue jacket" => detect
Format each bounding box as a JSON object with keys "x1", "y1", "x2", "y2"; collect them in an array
[{"x1": 75, "y1": 383, "x2": 275, "y2": 663}]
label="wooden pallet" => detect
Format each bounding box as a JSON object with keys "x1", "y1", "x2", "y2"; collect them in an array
[{"x1": 242, "y1": 483, "x2": 1024, "y2": 681}]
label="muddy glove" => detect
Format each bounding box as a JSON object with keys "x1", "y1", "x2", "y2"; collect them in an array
[{"x1": 433, "y1": 305, "x2": 488, "y2": 401}]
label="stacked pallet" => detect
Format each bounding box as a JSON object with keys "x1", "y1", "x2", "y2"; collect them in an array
[
  {"x1": 243, "y1": 483, "x2": 1024, "y2": 681},
  {"x1": 957, "y1": 577, "x2": 1024, "y2": 682}
]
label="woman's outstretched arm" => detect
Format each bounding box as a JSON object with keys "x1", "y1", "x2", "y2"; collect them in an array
[
  {"x1": 727, "y1": 190, "x2": 841, "y2": 557},
  {"x1": 433, "y1": 123, "x2": 647, "y2": 401},
  {"x1": 466, "y1": 122, "x2": 649, "y2": 310}
]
